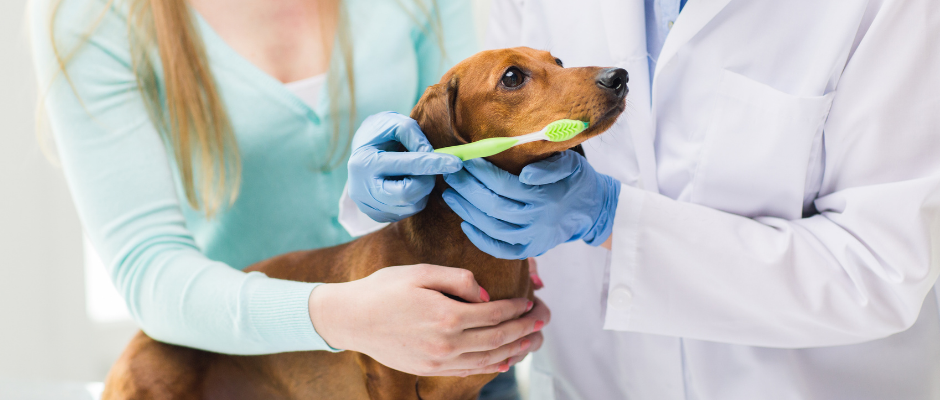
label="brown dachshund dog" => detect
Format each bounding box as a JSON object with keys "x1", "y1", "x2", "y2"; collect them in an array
[{"x1": 102, "y1": 46, "x2": 627, "y2": 400}]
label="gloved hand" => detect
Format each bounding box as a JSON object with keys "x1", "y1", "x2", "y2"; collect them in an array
[
  {"x1": 348, "y1": 112, "x2": 463, "y2": 223},
  {"x1": 442, "y1": 150, "x2": 620, "y2": 259}
]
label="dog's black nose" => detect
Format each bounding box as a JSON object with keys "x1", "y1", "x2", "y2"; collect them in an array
[{"x1": 596, "y1": 68, "x2": 629, "y2": 98}]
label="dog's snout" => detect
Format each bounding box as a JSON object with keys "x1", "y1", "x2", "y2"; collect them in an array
[{"x1": 596, "y1": 68, "x2": 629, "y2": 98}]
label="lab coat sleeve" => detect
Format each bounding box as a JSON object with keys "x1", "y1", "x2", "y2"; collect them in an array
[
  {"x1": 605, "y1": 0, "x2": 940, "y2": 348},
  {"x1": 483, "y1": 0, "x2": 524, "y2": 50},
  {"x1": 29, "y1": 0, "x2": 335, "y2": 355}
]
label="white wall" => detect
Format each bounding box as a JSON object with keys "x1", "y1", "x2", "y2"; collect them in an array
[{"x1": 0, "y1": 0, "x2": 138, "y2": 383}]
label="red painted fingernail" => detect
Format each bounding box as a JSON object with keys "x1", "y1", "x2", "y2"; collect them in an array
[
  {"x1": 498, "y1": 361, "x2": 510, "y2": 373},
  {"x1": 520, "y1": 338, "x2": 531, "y2": 352},
  {"x1": 534, "y1": 320, "x2": 544, "y2": 332},
  {"x1": 525, "y1": 301, "x2": 533, "y2": 312},
  {"x1": 531, "y1": 274, "x2": 544, "y2": 288},
  {"x1": 480, "y1": 287, "x2": 490, "y2": 302}
]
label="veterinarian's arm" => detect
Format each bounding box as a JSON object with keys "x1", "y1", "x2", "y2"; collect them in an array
[
  {"x1": 29, "y1": 0, "x2": 331, "y2": 355},
  {"x1": 483, "y1": 0, "x2": 524, "y2": 50},
  {"x1": 592, "y1": 0, "x2": 940, "y2": 348}
]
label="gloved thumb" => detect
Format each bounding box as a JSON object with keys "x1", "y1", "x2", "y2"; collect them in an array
[
  {"x1": 379, "y1": 151, "x2": 463, "y2": 176},
  {"x1": 519, "y1": 150, "x2": 583, "y2": 186}
]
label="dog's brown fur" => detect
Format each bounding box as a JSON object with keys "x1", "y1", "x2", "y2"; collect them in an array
[{"x1": 102, "y1": 47, "x2": 626, "y2": 400}]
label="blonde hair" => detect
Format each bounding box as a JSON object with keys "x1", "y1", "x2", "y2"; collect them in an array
[{"x1": 47, "y1": 0, "x2": 443, "y2": 216}]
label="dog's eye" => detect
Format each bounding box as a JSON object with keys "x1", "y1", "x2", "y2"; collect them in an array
[
  {"x1": 501, "y1": 67, "x2": 525, "y2": 88},
  {"x1": 555, "y1": 58, "x2": 563, "y2": 67}
]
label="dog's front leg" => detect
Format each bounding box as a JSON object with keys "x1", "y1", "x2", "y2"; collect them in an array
[{"x1": 356, "y1": 353, "x2": 422, "y2": 400}]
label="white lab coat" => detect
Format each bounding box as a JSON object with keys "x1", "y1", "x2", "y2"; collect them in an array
[
  {"x1": 340, "y1": 0, "x2": 940, "y2": 398},
  {"x1": 482, "y1": 0, "x2": 940, "y2": 399}
]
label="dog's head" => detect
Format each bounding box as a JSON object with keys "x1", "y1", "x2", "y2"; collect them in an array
[{"x1": 411, "y1": 46, "x2": 628, "y2": 174}]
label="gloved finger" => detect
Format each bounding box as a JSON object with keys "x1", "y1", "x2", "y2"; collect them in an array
[
  {"x1": 442, "y1": 172, "x2": 532, "y2": 224},
  {"x1": 519, "y1": 150, "x2": 583, "y2": 186},
  {"x1": 443, "y1": 190, "x2": 530, "y2": 245},
  {"x1": 373, "y1": 151, "x2": 463, "y2": 177},
  {"x1": 373, "y1": 175, "x2": 436, "y2": 207},
  {"x1": 388, "y1": 115, "x2": 436, "y2": 153},
  {"x1": 354, "y1": 112, "x2": 421, "y2": 148},
  {"x1": 461, "y1": 158, "x2": 534, "y2": 198},
  {"x1": 366, "y1": 198, "x2": 426, "y2": 220},
  {"x1": 460, "y1": 222, "x2": 530, "y2": 260},
  {"x1": 356, "y1": 201, "x2": 415, "y2": 223},
  {"x1": 353, "y1": 112, "x2": 399, "y2": 148}
]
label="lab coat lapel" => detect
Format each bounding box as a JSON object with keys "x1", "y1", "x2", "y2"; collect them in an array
[
  {"x1": 653, "y1": 0, "x2": 733, "y2": 80},
  {"x1": 594, "y1": 0, "x2": 660, "y2": 192}
]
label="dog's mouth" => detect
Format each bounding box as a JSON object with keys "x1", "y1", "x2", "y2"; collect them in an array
[{"x1": 571, "y1": 100, "x2": 626, "y2": 141}]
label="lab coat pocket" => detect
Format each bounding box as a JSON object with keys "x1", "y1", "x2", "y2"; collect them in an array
[{"x1": 692, "y1": 70, "x2": 834, "y2": 220}]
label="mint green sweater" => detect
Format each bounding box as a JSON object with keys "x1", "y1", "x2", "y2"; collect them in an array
[{"x1": 30, "y1": 0, "x2": 475, "y2": 354}]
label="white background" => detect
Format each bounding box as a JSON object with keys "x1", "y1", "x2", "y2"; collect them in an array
[{"x1": 0, "y1": 0, "x2": 140, "y2": 383}]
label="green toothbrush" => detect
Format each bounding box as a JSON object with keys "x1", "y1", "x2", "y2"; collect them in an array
[{"x1": 434, "y1": 119, "x2": 589, "y2": 161}]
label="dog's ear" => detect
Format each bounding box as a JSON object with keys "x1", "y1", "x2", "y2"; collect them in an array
[{"x1": 410, "y1": 75, "x2": 468, "y2": 149}]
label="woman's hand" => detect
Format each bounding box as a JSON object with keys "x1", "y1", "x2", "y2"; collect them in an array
[
  {"x1": 308, "y1": 264, "x2": 549, "y2": 377},
  {"x1": 347, "y1": 112, "x2": 463, "y2": 223}
]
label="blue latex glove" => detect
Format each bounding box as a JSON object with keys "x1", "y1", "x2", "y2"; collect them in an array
[
  {"x1": 348, "y1": 112, "x2": 463, "y2": 223},
  {"x1": 442, "y1": 151, "x2": 620, "y2": 259}
]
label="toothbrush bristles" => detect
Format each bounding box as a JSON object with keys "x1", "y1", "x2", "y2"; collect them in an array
[{"x1": 543, "y1": 119, "x2": 589, "y2": 142}]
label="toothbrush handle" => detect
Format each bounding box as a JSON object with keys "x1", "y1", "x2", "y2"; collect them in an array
[{"x1": 434, "y1": 137, "x2": 520, "y2": 161}]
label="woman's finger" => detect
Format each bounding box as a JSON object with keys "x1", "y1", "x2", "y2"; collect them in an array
[
  {"x1": 432, "y1": 360, "x2": 508, "y2": 377},
  {"x1": 454, "y1": 297, "x2": 532, "y2": 330},
  {"x1": 453, "y1": 331, "x2": 536, "y2": 371},
  {"x1": 435, "y1": 331, "x2": 544, "y2": 377},
  {"x1": 411, "y1": 264, "x2": 489, "y2": 303},
  {"x1": 528, "y1": 257, "x2": 544, "y2": 289},
  {"x1": 459, "y1": 297, "x2": 549, "y2": 352}
]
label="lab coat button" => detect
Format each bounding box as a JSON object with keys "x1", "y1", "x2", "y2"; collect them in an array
[{"x1": 609, "y1": 287, "x2": 633, "y2": 310}]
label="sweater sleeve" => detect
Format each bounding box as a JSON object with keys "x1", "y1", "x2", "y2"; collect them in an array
[{"x1": 29, "y1": 0, "x2": 337, "y2": 355}]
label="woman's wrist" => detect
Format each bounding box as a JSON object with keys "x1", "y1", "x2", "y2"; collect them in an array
[{"x1": 308, "y1": 283, "x2": 352, "y2": 351}]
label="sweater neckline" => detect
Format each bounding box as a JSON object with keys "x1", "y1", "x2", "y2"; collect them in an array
[{"x1": 190, "y1": 11, "x2": 331, "y2": 125}]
